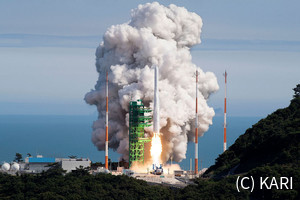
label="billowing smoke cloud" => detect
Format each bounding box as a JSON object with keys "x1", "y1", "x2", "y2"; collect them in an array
[{"x1": 85, "y1": 2, "x2": 219, "y2": 163}]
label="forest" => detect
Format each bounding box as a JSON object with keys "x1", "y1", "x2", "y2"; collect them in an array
[{"x1": 0, "y1": 166, "x2": 248, "y2": 200}]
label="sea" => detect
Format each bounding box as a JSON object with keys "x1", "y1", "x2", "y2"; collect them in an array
[{"x1": 0, "y1": 115, "x2": 261, "y2": 170}]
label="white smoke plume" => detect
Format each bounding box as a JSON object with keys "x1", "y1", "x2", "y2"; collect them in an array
[{"x1": 85, "y1": 2, "x2": 219, "y2": 163}]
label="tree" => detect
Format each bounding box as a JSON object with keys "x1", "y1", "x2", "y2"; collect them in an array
[
  {"x1": 71, "y1": 166, "x2": 90, "y2": 176},
  {"x1": 293, "y1": 84, "x2": 300, "y2": 98},
  {"x1": 14, "y1": 153, "x2": 23, "y2": 162},
  {"x1": 108, "y1": 158, "x2": 112, "y2": 170},
  {"x1": 43, "y1": 162, "x2": 66, "y2": 176},
  {"x1": 68, "y1": 155, "x2": 77, "y2": 159}
]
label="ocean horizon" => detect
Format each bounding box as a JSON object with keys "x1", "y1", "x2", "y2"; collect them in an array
[{"x1": 0, "y1": 115, "x2": 261, "y2": 170}]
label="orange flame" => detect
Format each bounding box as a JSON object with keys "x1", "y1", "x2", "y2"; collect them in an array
[{"x1": 150, "y1": 132, "x2": 162, "y2": 167}]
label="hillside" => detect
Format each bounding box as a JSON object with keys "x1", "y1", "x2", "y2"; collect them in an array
[
  {"x1": 205, "y1": 97, "x2": 300, "y2": 177},
  {"x1": 203, "y1": 96, "x2": 300, "y2": 199}
]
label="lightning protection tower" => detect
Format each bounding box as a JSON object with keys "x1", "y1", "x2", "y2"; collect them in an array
[{"x1": 129, "y1": 99, "x2": 152, "y2": 168}]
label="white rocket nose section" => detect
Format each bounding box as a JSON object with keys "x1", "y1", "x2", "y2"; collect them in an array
[{"x1": 153, "y1": 65, "x2": 160, "y2": 134}]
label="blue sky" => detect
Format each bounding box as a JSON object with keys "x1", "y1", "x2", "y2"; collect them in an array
[{"x1": 0, "y1": 0, "x2": 299, "y2": 116}]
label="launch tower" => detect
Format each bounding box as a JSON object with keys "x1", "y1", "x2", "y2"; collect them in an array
[{"x1": 129, "y1": 100, "x2": 152, "y2": 168}]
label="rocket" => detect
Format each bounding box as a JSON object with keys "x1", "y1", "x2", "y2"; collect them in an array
[
  {"x1": 153, "y1": 65, "x2": 160, "y2": 134},
  {"x1": 151, "y1": 65, "x2": 162, "y2": 168}
]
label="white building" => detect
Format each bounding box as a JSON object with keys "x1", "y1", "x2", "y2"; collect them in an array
[
  {"x1": 24, "y1": 155, "x2": 56, "y2": 173},
  {"x1": 21, "y1": 155, "x2": 91, "y2": 173},
  {"x1": 60, "y1": 158, "x2": 91, "y2": 173}
]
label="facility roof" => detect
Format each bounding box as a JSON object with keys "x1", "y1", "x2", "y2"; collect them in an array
[{"x1": 29, "y1": 157, "x2": 56, "y2": 163}]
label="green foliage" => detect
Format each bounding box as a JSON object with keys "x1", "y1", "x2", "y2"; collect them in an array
[
  {"x1": 178, "y1": 177, "x2": 249, "y2": 200},
  {"x1": 14, "y1": 153, "x2": 23, "y2": 163},
  {"x1": 204, "y1": 95, "x2": 300, "y2": 199},
  {"x1": 1, "y1": 171, "x2": 255, "y2": 200},
  {"x1": 246, "y1": 164, "x2": 300, "y2": 200},
  {"x1": 71, "y1": 166, "x2": 90, "y2": 176},
  {"x1": 68, "y1": 155, "x2": 77, "y2": 159},
  {"x1": 206, "y1": 97, "x2": 300, "y2": 178},
  {"x1": 43, "y1": 162, "x2": 66, "y2": 177},
  {"x1": 293, "y1": 84, "x2": 300, "y2": 98},
  {"x1": 0, "y1": 171, "x2": 177, "y2": 200}
]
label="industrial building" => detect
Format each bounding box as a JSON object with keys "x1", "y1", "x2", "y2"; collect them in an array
[
  {"x1": 1, "y1": 155, "x2": 91, "y2": 174},
  {"x1": 25, "y1": 156, "x2": 55, "y2": 173},
  {"x1": 60, "y1": 158, "x2": 91, "y2": 173}
]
